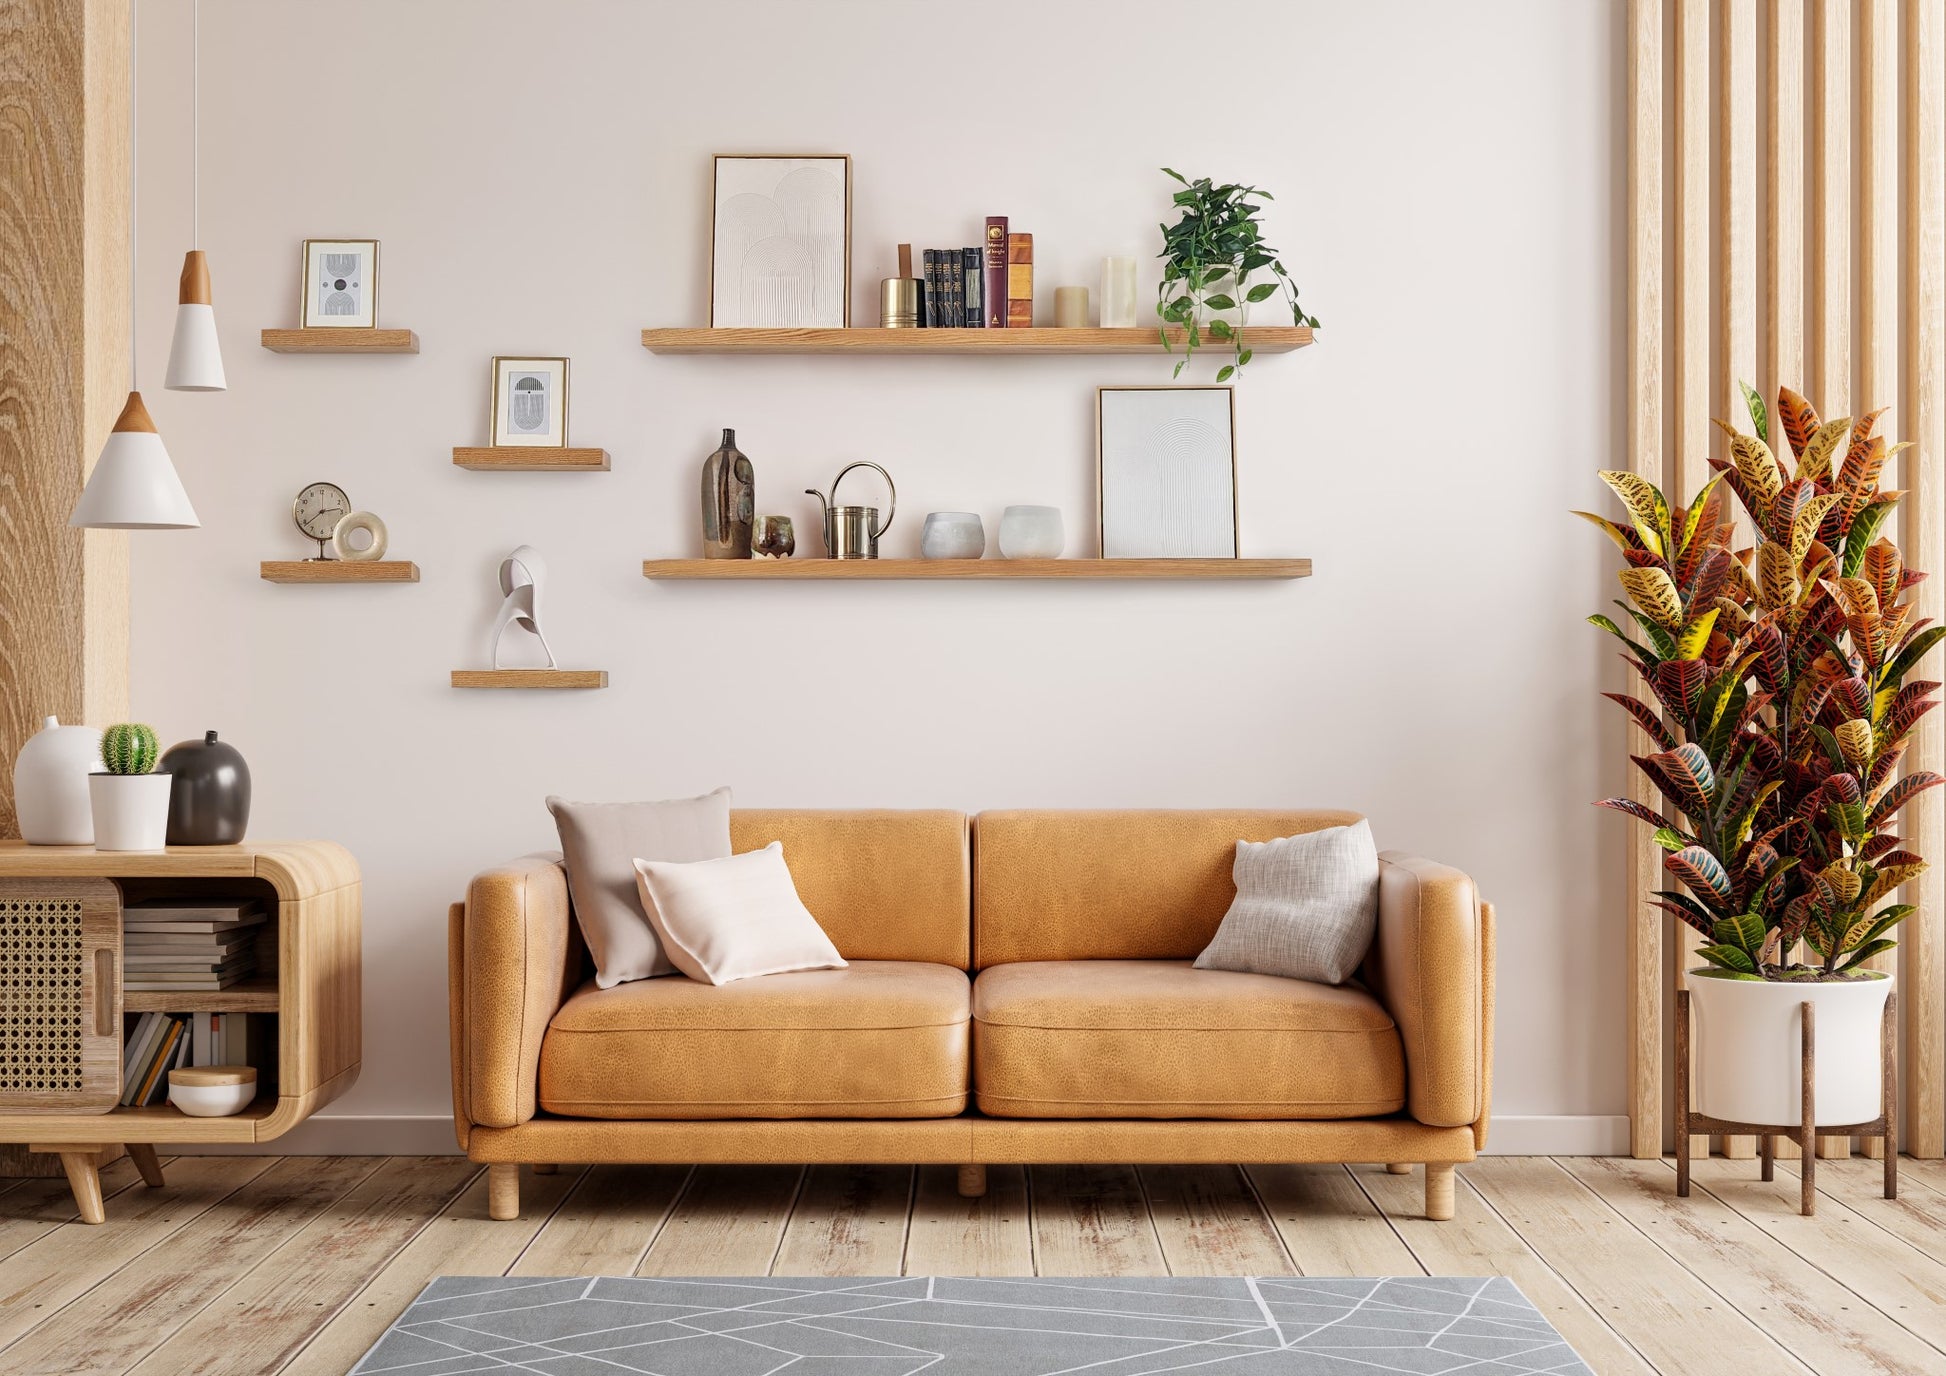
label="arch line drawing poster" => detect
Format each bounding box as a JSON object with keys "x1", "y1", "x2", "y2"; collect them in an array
[{"x1": 709, "y1": 155, "x2": 852, "y2": 328}]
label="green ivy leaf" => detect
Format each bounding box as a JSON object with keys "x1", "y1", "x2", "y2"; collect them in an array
[
  {"x1": 1237, "y1": 348, "x2": 1253, "y2": 366},
  {"x1": 1209, "y1": 320, "x2": 1234, "y2": 340},
  {"x1": 1245, "y1": 282, "x2": 1279, "y2": 303},
  {"x1": 1215, "y1": 364, "x2": 1235, "y2": 383},
  {"x1": 1204, "y1": 294, "x2": 1237, "y2": 311},
  {"x1": 1162, "y1": 167, "x2": 1187, "y2": 183}
]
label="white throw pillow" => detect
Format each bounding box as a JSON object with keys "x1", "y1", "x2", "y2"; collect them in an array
[
  {"x1": 1193, "y1": 820, "x2": 1381, "y2": 985},
  {"x1": 632, "y1": 842, "x2": 848, "y2": 986}
]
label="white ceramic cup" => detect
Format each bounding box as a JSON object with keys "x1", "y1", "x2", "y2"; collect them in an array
[
  {"x1": 921, "y1": 512, "x2": 985, "y2": 559},
  {"x1": 999, "y1": 506, "x2": 1065, "y2": 559}
]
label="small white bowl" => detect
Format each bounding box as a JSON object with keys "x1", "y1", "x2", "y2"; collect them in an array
[{"x1": 168, "y1": 1066, "x2": 258, "y2": 1117}]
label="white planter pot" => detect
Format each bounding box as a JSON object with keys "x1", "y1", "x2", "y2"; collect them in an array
[
  {"x1": 88, "y1": 773, "x2": 174, "y2": 851},
  {"x1": 1689, "y1": 970, "x2": 1893, "y2": 1126},
  {"x1": 11, "y1": 716, "x2": 102, "y2": 844}
]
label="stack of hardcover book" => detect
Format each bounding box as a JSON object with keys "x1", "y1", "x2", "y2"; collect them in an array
[
  {"x1": 122, "y1": 897, "x2": 264, "y2": 991},
  {"x1": 120, "y1": 1010, "x2": 255, "y2": 1105},
  {"x1": 911, "y1": 217, "x2": 1033, "y2": 328}
]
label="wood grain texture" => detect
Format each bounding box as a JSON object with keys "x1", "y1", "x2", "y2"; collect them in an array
[
  {"x1": 1627, "y1": 0, "x2": 1666, "y2": 1162},
  {"x1": 1904, "y1": 0, "x2": 1946, "y2": 1160},
  {"x1": 449, "y1": 669, "x2": 608, "y2": 689},
  {"x1": 902, "y1": 1164, "x2": 1033, "y2": 1276},
  {"x1": 511, "y1": 1164, "x2": 688, "y2": 1276},
  {"x1": 1811, "y1": 0, "x2": 1851, "y2": 417},
  {"x1": 259, "y1": 561, "x2": 418, "y2": 583},
  {"x1": 0, "y1": 0, "x2": 130, "y2": 841},
  {"x1": 635, "y1": 1165, "x2": 804, "y2": 1276},
  {"x1": 1767, "y1": 0, "x2": 1805, "y2": 398},
  {"x1": 642, "y1": 557, "x2": 1311, "y2": 580},
  {"x1": 770, "y1": 1164, "x2": 913, "y2": 1276},
  {"x1": 640, "y1": 325, "x2": 1314, "y2": 355},
  {"x1": 452, "y1": 446, "x2": 609, "y2": 471},
  {"x1": 124, "y1": 978, "x2": 279, "y2": 1013},
  {"x1": 1138, "y1": 1163, "x2": 1295, "y2": 1275},
  {"x1": 1245, "y1": 1164, "x2": 1423, "y2": 1275},
  {"x1": 1025, "y1": 1164, "x2": 1167, "y2": 1275},
  {"x1": 259, "y1": 328, "x2": 417, "y2": 354}
]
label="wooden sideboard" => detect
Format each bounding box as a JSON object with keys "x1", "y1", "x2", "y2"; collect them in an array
[{"x1": 0, "y1": 840, "x2": 360, "y2": 1222}]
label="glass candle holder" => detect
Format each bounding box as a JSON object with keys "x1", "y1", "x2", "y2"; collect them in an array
[{"x1": 1101, "y1": 257, "x2": 1139, "y2": 327}]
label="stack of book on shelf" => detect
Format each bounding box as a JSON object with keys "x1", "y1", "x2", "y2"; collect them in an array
[
  {"x1": 913, "y1": 217, "x2": 1032, "y2": 328},
  {"x1": 121, "y1": 1010, "x2": 254, "y2": 1106},
  {"x1": 123, "y1": 897, "x2": 264, "y2": 991}
]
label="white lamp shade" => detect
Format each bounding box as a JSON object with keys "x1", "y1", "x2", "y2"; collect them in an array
[
  {"x1": 165, "y1": 302, "x2": 226, "y2": 391},
  {"x1": 69, "y1": 392, "x2": 200, "y2": 529}
]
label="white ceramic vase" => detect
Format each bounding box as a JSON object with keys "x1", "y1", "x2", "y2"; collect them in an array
[
  {"x1": 12, "y1": 716, "x2": 103, "y2": 845},
  {"x1": 1688, "y1": 970, "x2": 1893, "y2": 1126},
  {"x1": 88, "y1": 773, "x2": 174, "y2": 851},
  {"x1": 999, "y1": 506, "x2": 1064, "y2": 559},
  {"x1": 921, "y1": 512, "x2": 985, "y2": 559}
]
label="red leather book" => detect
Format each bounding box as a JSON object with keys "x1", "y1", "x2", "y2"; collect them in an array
[
  {"x1": 983, "y1": 217, "x2": 1009, "y2": 328},
  {"x1": 1007, "y1": 232, "x2": 1034, "y2": 328}
]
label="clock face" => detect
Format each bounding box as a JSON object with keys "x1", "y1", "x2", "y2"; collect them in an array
[{"x1": 293, "y1": 482, "x2": 351, "y2": 540}]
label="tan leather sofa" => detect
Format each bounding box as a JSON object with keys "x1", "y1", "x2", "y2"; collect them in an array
[{"x1": 449, "y1": 809, "x2": 1494, "y2": 1222}]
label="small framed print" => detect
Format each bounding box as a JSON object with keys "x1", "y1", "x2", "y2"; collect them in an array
[
  {"x1": 709, "y1": 154, "x2": 852, "y2": 327},
  {"x1": 490, "y1": 357, "x2": 569, "y2": 447},
  {"x1": 1097, "y1": 385, "x2": 1239, "y2": 558},
  {"x1": 300, "y1": 239, "x2": 379, "y2": 328}
]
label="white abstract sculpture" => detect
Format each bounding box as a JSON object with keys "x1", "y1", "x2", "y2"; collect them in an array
[{"x1": 492, "y1": 545, "x2": 557, "y2": 669}]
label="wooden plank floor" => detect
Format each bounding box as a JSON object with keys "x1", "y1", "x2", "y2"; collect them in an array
[{"x1": 0, "y1": 1155, "x2": 1939, "y2": 1375}]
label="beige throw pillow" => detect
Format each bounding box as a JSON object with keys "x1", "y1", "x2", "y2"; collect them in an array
[
  {"x1": 1193, "y1": 820, "x2": 1381, "y2": 985},
  {"x1": 632, "y1": 842, "x2": 848, "y2": 986},
  {"x1": 547, "y1": 789, "x2": 732, "y2": 987}
]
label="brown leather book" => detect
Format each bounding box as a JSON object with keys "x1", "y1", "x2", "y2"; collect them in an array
[
  {"x1": 1007, "y1": 232, "x2": 1034, "y2": 328},
  {"x1": 983, "y1": 217, "x2": 1009, "y2": 327}
]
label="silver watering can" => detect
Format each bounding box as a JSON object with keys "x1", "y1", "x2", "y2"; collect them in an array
[{"x1": 805, "y1": 462, "x2": 896, "y2": 559}]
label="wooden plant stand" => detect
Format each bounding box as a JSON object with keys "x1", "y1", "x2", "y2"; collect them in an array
[{"x1": 1676, "y1": 987, "x2": 1896, "y2": 1216}]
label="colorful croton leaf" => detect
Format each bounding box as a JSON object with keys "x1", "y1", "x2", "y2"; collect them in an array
[{"x1": 1583, "y1": 384, "x2": 1943, "y2": 980}]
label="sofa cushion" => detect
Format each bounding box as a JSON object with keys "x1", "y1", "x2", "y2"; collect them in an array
[
  {"x1": 538, "y1": 960, "x2": 969, "y2": 1119},
  {"x1": 971, "y1": 960, "x2": 1404, "y2": 1119}
]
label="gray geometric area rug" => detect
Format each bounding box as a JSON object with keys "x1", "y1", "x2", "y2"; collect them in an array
[{"x1": 353, "y1": 1274, "x2": 1595, "y2": 1375}]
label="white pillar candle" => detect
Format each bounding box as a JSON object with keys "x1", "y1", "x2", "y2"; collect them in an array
[{"x1": 1101, "y1": 257, "x2": 1139, "y2": 327}]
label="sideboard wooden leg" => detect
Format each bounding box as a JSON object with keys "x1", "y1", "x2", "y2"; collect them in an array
[
  {"x1": 1424, "y1": 1163, "x2": 1455, "y2": 1221},
  {"x1": 1760, "y1": 1135, "x2": 1774, "y2": 1182},
  {"x1": 488, "y1": 1163, "x2": 520, "y2": 1220},
  {"x1": 533, "y1": 1163, "x2": 558, "y2": 1175},
  {"x1": 956, "y1": 1164, "x2": 988, "y2": 1199},
  {"x1": 125, "y1": 1143, "x2": 166, "y2": 1188},
  {"x1": 58, "y1": 1151, "x2": 106, "y2": 1224},
  {"x1": 1385, "y1": 1163, "x2": 1413, "y2": 1175}
]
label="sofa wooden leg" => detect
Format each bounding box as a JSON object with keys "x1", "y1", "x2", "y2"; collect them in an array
[
  {"x1": 533, "y1": 1163, "x2": 558, "y2": 1175},
  {"x1": 126, "y1": 1143, "x2": 166, "y2": 1188},
  {"x1": 1424, "y1": 1163, "x2": 1455, "y2": 1221},
  {"x1": 488, "y1": 1163, "x2": 521, "y2": 1220},
  {"x1": 957, "y1": 1164, "x2": 988, "y2": 1199},
  {"x1": 1385, "y1": 1163, "x2": 1413, "y2": 1175}
]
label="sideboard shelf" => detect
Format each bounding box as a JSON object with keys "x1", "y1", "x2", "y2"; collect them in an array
[
  {"x1": 261, "y1": 328, "x2": 419, "y2": 354},
  {"x1": 640, "y1": 326, "x2": 1314, "y2": 356},
  {"x1": 124, "y1": 977, "x2": 281, "y2": 1014},
  {"x1": 261, "y1": 560, "x2": 419, "y2": 584},
  {"x1": 641, "y1": 558, "x2": 1311, "y2": 581},
  {"x1": 453, "y1": 447, "x2": 610, "y2": 471}
]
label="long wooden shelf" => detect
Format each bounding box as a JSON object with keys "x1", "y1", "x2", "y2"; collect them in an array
[
  {"x1": 641, "y1": 326, "x2": 1314, "y2": 356},
  {"x1": 453, "y1": 446, "x2": 610, "y2": 471},
  {"x1": 261, "y1": 328, "x2": 419, "y2": 354},
  {"x1": 452, "y1": 669, "x2": 608, "y2": 689},
  {"x1": 641, "y1": 558, "x2": 1311, "y2": 581},
  {"x1": 124, "y1": 978, "x2": 281, "y2": 1014},
  {"x1": 261, "y1": 560, "x2": 419, "y2": 584}
]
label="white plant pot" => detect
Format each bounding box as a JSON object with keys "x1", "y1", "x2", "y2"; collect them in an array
[
  {"x1": 88, "y1": 773, "x2": 174, "y2": 851},
  {"x1": 1689, "y1": 970, "x2": 1893, "y2": 1126},
  {"x1": 12, "y1": 716, "x2": 102, "y2": 844}
]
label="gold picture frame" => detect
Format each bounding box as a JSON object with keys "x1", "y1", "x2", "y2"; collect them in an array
[
  {"x1": 489, "y1": 357, "x2": 570, "y2": 448},
  {"x1": 709, "y1": 154, "x2": 852, "y2": 328},
  {"x1": 299, "y1": 239, "x2": 379, "y2": 328},
  {"x1": 1096, "y1": 385, "x2": 1240, "y2": 558}
]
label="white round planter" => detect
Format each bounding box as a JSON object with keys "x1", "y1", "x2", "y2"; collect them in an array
[
  {"x1": 12, "y1": 716, "x2": 102, "y2": 844},
  {"x1": 88, "y1": 773, "x2": 174, "y2": 851},
  {"x1": 1689, "y1": 970, "x2": 1893, "y2": 1126}
]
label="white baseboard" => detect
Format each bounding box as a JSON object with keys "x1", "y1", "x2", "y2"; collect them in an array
[
  {"x1": 1482, "y1": 1115, "x2": 1632, "y2": 1155},
  {"x1": 175, "y1": 1113, "x2": 1635, "y2": 1159}
]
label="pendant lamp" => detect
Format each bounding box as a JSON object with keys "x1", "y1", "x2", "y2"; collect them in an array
[
  {"x1": 71, "y1": 0, "x2": 200, "y2": 530},
  {"x1": 164, "y1": 0, "x2": 222, "y2": 391}
]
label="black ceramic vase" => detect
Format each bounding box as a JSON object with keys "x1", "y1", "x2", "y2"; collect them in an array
[{"x1": 160, "y1": 730, "x2": 251, "y2": 845}]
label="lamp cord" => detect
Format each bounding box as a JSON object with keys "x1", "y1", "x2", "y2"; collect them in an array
[
  {"x1": 129, "y1": 0, "x2": 137, "y2": 390},
  {"x1": 191, "y1": 0, "x2": 197, "y2": 249}
]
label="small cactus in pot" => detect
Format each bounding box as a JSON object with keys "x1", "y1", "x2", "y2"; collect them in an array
[{"x1": 89, "y1": 722, "x2": 173, "y2": 850}]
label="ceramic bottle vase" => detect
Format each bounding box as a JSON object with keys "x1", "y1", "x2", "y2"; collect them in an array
[
  {"x1": 701, "y1": 428, "x2": 755, "y2": 558},
  {"x1": 160, "y1": 729, "x2": 252, "y2": 845},
  {"x1": 11, "y1": 715, "x2": 102, "y2": 844}
]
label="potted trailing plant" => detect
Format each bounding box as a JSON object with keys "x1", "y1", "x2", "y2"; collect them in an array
[
  {"x1": 1582, "y1": 385, "x2": 1943, "y2": 1130},
  {"x1": 1154, "y1": 169, "x2": 1318, "y2": 383},
  {"x1": 89, "y1": 723, "x2": 173, "y2": 851}
]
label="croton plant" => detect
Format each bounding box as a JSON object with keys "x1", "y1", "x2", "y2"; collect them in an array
[{"x1": 1582, "y1": 385, "x2": 1944, "y2": 981}]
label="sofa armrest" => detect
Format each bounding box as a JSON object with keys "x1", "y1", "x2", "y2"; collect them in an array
[
  {"x1": 1364, "y1": 851, "x2": 1493, "y2": 1140},
  {"x1": 451, "y1": 852, "x2": 581, "y2": 1132}
]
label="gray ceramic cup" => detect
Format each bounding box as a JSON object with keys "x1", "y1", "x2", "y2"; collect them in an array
[{"x1": 921, "y1": 512, "x2": 985, "y2": 559}]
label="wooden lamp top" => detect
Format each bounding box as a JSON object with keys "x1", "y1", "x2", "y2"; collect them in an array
[{"x1": 178, "y1": 249, "x2": 212, "y2": 306}]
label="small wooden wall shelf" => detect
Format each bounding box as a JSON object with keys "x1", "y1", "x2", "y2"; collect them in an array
[
  {"x1": 453, "y1": 447, "x2": 610, "y2": 471},
  {"x1": 640, "y1": 326, "x2": 1315, "y2": 356},
  {"x1": 451, "y1": 669, "x2": 608, "y2": 689},
  {"x1": 641, "y1": 557, "x2": 1311, "y2": 581},
  {"x1": 261, "y1": 328, "x2": 419, "y2": 354},
  {"x1": 261, "y1": 560, "x2": 420, "y2": 584}
]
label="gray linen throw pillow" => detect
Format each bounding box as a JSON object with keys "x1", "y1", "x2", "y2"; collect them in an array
[
  {"x1": 546, "y1": 788, "x2": 732, "y2": 987},
  {"x1": 1193, "y1": 820, "x2": 1380, "y2": 985}
]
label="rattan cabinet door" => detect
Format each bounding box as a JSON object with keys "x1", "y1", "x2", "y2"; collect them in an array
[{"x1": 0, "y1": 878, "x2": 122, "y2": 1112}]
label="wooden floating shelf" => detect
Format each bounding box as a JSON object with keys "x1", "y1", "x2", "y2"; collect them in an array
[
  {"x1": 451, "y1": 669, "x2": 608, "y2": 689},
  {"x1": 641, "y1": 558, "x2": 1311, "y2": 581},
  {"x1": 453, "y1": 446, "x2": 610, "y2": 471},
  {"x1": 125, "y1": 978, "x2": 281, "y2": 1014},
  {"x1": 261, "y1": 328, "x2": 420, "y2": 354},
  {"x1": 640, "y1": 326, "x2": 1314, "y2": 356},
  {"x1": 260, "y1": 560, "x2": 419, "y2": 584}
]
